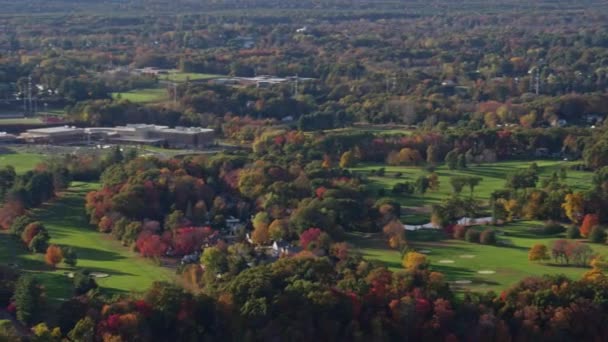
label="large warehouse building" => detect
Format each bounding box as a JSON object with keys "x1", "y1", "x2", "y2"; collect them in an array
[{"x1": 19, "y1": 124, "x2": 215, "y2": 148}]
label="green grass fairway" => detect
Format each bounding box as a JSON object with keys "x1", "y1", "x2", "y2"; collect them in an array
[
  {"x1": 351, "y1": 160, "x2": 592, "y2": 222},
  {"x1": 0, "y1": 152, "x2": 44, "y2": 173},
  {"x1": 164, "y1": 70, "x2": 223, "y2": 82},
  {"x1": 0, "y1": 117, "x2": 44, "y2": 125},
  {"x1": 0, "y1": 182, "x2": 174, "y2": 301},
  {"x1": 347, "y1": 221, "x2": 608, "y2": 293},
  {"x1": 112, "y1": 88, "x2": 169, "y2": 103}
]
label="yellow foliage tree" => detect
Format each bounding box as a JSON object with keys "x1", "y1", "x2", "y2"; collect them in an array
[
  {"x1": 339, "y1": 150, "x2": 357, "y2": 168},
  {"x1": 402, "y1": 251, "x2": 429, "y2": 271},
  {"x1": 528, "y1": 244, "x2": 549, "y2": 263},
  {"x1": 562, "y1": 192, "x2": 585, "y2": 223}
]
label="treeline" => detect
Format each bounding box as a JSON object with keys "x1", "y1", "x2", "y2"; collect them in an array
[{"x1": 4, "y1": 254, "x2": 608, "y2": 341}]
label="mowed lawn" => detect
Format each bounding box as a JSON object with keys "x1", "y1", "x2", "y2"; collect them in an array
[
  {"x1": 164, "y1": 70, "x2": 223, "y2": 82},
  {"x1": 1, "y1": 182, "x2": 174, "y2": 301},
  {"x1": 0, "y1": 152, "x2": 44, "y2": 173},
  {"x1": 347, "y1": 221, "x2": 608, "y2": 293},
  {"x1": 351, "y1": 160, "x2": 593, "y2": 222},
  {"x1": 112, "y1": 87, "x2": 169, "y2": 103}
]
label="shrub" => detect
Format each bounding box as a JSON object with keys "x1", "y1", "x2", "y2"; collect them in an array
[
  {"x1": 589, "y1": 226, "x2": 606, "y2": 244},
  {"x1": 479, "y1": 229, "x2": 497, "y2": 245},
  {"x1": 566, "y1": 225, "x2": 581, "y2": 239},
  {"x1": 9, "y1": 215, "x2": 33, "y2": 237},
  {"x1": 465, "y1": 229, "x2": 480, "y2": 243},
  {"x1": 29, "y1": 232, "x2": 50, "y2": 253},
  {"x1": 539, "y1": 222, "x2": 565, "y2": 235},
  {"x1": 452, "y1": 225, "x2": 467, "y2": 240}
]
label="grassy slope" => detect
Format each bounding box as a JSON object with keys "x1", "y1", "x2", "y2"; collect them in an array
[
  {"x1": 0, "y1": 182, "x2": 174, "y2": 301},
  {"x1": 112, "y1": 88, "x2": 169, "y2": 103},
  {"x1": 347, "y1": 221, "x2": 608, "y2": 293},
  {"x1": 0, "y1": 153, "x2": 44, "y2": 173}
]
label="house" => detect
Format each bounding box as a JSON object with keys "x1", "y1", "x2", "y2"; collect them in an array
[
  {"x1": 296, "y1": 26, "x2": 308, "y2": 33},
  {"x1": 550, "y1": 118, "x2": 567, "y2": 127},
  {"x1": 225, "y1": 216, "x2": 242, "y2": 236},
  {"x1": 272, "y1": 241, "x2": 301, "y2": 256}
]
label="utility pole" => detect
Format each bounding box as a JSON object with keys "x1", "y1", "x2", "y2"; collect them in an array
[
  {"x1": 27, "y1": 75, "x2": 33, "y2": 116},
  {"x1": 535, "y1": 67, "x2": 540, "y2": 95}
]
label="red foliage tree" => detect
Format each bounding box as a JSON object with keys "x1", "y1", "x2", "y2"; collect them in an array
[
  {"x1": 21, "y1": 222, "x2": 44, "y2": 245},
  {"x1": 0, "y1": 200, "x2": 25, "y2": 230},
  {"x1": 580, "y1": 214, "x2": 599, "y2": 238},
  {"x1": 136, "y1": 232, "x2": 168, "y2": 258},
  {"x1": 315, "y1": 187, "x2": 327, "y2": 199},
  {"x1": 172, "y1": 227, "x2": 217, "y2": 256},
  {"x1": 300, "y1": 228, "x2": 322, "y2": 249}
]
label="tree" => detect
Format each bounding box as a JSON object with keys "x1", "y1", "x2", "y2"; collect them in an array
[
  {"x1": 456, "y1": 154, "x2": 467, "y2": 169},
  {"x1": 31, "y1": 322, "x2": 61, "y2": 341},
  {"x1": 444, "y1": 150, "x2": 458, "y2": 170},
  {"x1": 200, "y1": 246, "x2": 227, "y2": 275},
  {"x1": 300, "y1": 228, "x2": 322, "y2": 249},
  {"x1": 62, "y1": 247, "x2": 77, "y2": 267},
  {"x1": 72, "y1": 270, "x2": 97, "y2": 295},
  {"x1": 68, "y1": 317, "x2": 95, "y2": 342},
  {"x1": 427, "y1": 172, "x2": 440, "y2": 191},
  {"x1": 136, "y1": 232, "x2": 168, "y2": 258},
  {"x1": 580, "y1": 214, "x2": 599, "y2": 238},
  {"x1": 383, "y1": 220, "x2": 406, "y2": 249},
  {"x1": 9, "y1": 215, "x2": 33, "y2": 237},
  {"x1": 528, "y1": 244, "x2": 549, "y2": 262},
  {"x1": 562, "y1": 192, "x2": 585, "y2": 223},
  {"x1": 589, "y1": 226, "x2": 606, "y2": 243},
  {"x1": 251, "y1": 212, "x2": 270, "y2": 245},
  {"x1": 415, "y1": 176, "x2": 429, "y2": 194},
  {"x1": 566, "y1": 225, "x2": 581, "y2": 239},
  {"x1": 44, "y1": 245, "x2": 63, "y2": 268},
  {"x1": 339, "y1": 150, "x2": 356, "y2": 168},
  {"x1": 402, "y1": 252, "x2": 428, "y2": 271},
  {"x1": 426, "y1": 145, "x2": 438, "y2": 165},
  {"x1": 14, "y1": 276, "x2": 44, "y2": 325},
  {"x1": 479, "y1": 229, "x2": 497, "y2": 245},
  {"x1": 268, "y1": 219, "x2": 289, "y2": 241}
]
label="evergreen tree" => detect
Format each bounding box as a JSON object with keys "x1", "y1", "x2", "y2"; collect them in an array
[{"x1": 14, "y1": 276, "x2": 44, "y2": 325}]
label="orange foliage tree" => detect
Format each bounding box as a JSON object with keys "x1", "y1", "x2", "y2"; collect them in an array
[
  {"x1": 580, "y1": 214, "x2": 599, "y2": 238},
  {"x1": 44, "y1": 245, "x2": 64, "y2": 268}
]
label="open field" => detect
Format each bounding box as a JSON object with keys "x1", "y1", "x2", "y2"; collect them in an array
[
  {"x1": 347, "y1": 220, "x2": 608, "y2": 292},
  {"x1": 0, "y1": 151, "x2": 44, "y2": 173},
  {"x1": 112, "y1": 87, "x2": 169, "y2": 103},
  {"x1": 351, "y1": 160, "x2": 593, "y2": 222},
  {"x1": 0, "y1": 182, "x2": 174, "y2": 301}
]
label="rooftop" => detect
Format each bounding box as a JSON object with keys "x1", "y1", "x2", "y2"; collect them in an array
[{"x1": 26, "y1": 126, "x2": 83, "y2": 134}]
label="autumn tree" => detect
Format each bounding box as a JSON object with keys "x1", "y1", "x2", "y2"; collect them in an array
[
  {"x1": 562, "y1": 192, "x2": 585, "y2": 223},
  {"x1": 44, "y1": 245, "x2": 63, "y2": 268},
  {"x1": 251, "y1": 212, "x2": 270, "y2": 245},
  {"x1": 444, "y1": 150, "x2": 458, "y2": 170},
  {"x1": 339, "y1": 150, "x2": 357, "y2": 168},
  {"x1": 402, "y1": 251, "x2": 428, "y2": 271},
  {"x1": 383, "y1": 220, "x2": 406, "y2": 249},
  {"x1": 580, "y1": 214, "x2": 599, "y2": 238},
  {"x1": 528, "y1": 244, "x2": 549, "y2": 263}
]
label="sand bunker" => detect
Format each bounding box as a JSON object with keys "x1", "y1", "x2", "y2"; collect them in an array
[
  {"x1": 90, "y1": 272, "x2": 110, "y2": 278},
  {"x1": 417, "y1": 249, "x2": 432, "y2": 254},
  {"x1": 438, "y1": 259, "x2": 455, "y2": 264},
  {"x1": 453, "y1": 280, "x2": 472, "y2": 285},
  {"x1": 459, "y1": 254, "x2": 476, "y2": 259},
  {"x1": 477, "y1": 270, "x2": 496, "y2": 275}
]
